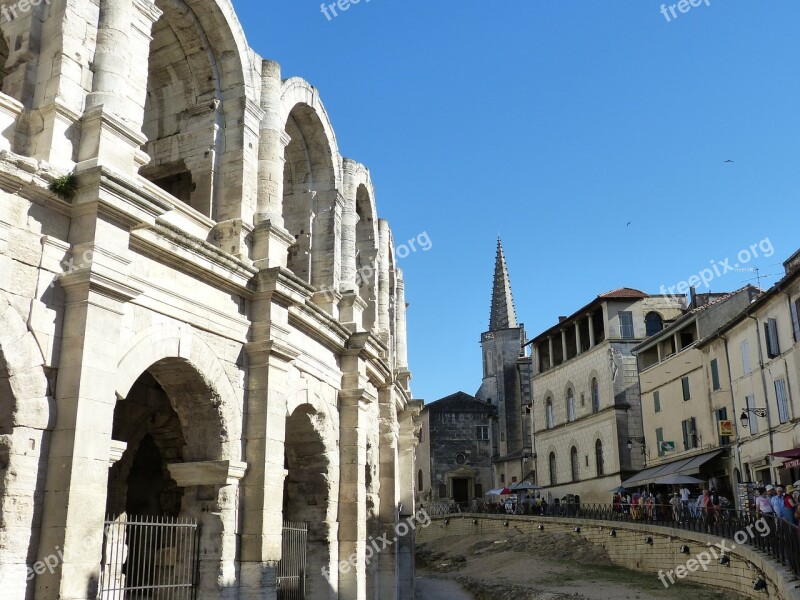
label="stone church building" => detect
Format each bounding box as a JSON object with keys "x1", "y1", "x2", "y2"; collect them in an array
[{"x1": 0, "y1": 2, "x2": 420, "y2": 600}]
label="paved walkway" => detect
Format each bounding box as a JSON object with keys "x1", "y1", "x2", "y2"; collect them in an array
[{"x1": 415, "y1": 574, "x2": 474, "y2": 600}]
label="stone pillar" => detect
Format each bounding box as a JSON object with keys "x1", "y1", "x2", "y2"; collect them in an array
[
  {"x1": 377, "y1": 388, "x2": 399, "y2": 599},
  {"x1": 337, "y1": 367, "x2": 374, "y2": 600},
  {"x1": 560, "y1": 329, "x2": 568, "y2": 362},
  {"x1": 35, "y1": 196, "x2": 142, "y2": 600},
  {"x1": 252, "y1": 60, "x2": 295, "y2": 270},
  {"x1": 240, "y1": 269, "x2": 299, "y2": 600},
  {"x1": 377, "y1": 220, "x2": 392, "y2": 337},
  {"x1": 396, "y1": 406, "x2": 420, "y2": 600},
  {"x1": 340, "y1": 159, "x2": 359, "y2": 294},
  {"x1": 168, "y1": 461, "x2": 247, "y2": 600},
  {"x1": 77, "y1": 0, "x2": 159, "y2": 175},
  {"x1": 547, "y1": 336, "x2": 554, "y2": 369},
  {"x1": 575, "y1": 322, "x2": 581, "y2": 355},
  {"x1": 587, "y1": 313, "x2": 595, "y2": 347},
  {"x1": 310, "y1": 189, "x2": 343, "y2": 308},
  {"x1": 395, "y1": 270, "x2": 409, "y2": 373}
]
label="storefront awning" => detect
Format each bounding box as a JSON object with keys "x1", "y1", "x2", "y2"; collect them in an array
[
  {"x1": 769, "y1": 448, "x2": 800, "y2": 460},
  {"x1": 621, "y1": 449, "x2": 723, "y2": 487}
]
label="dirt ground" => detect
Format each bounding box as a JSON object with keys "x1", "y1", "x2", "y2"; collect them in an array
[{"x1": 416, "y1": 530, "x2": 747, "y2": 600}]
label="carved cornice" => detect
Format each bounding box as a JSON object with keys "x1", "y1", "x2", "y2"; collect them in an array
[{"x1": 168, "y1": 460, "x2": 248, "y2": 487}]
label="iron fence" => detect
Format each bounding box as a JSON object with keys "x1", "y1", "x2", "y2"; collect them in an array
[
  {"x1": 98, "y1": 514, "x2": 200, "y2": 600},
  {"x1": 277, "y1": 521, "x2": 308, "y2": 600}
]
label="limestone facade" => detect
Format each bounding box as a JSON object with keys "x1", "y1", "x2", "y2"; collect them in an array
[
  {"x1": 634, "y1": 286, "x2": 761, "y2": 493},
  {"x1": 694, "y1": 251, "x2": 800, "y2": 489},
  {"x1": 0, "y1": 2, "x2": 419, "y2": 600},
  {"x1": 529, "y1": 290, "x2": 685, "y2": 503}
]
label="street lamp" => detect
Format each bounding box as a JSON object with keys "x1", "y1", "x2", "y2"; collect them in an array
[
  {"x1": 627, "y1": 437, "x2": 646, "y2": 453},
  {"x1": 740, "y1": 407, "x2": 767, "y2": 429}
]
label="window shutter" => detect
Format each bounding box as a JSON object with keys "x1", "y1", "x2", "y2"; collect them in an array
[
  {"x1": 769, "y1": 319, "x2": 780, "y2": 356},
  {"x1": 682, "y1": 419, "x2": 689, "y2": 451}
]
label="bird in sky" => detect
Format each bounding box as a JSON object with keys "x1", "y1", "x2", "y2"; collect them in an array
[
  {"x1": 724, "y1": 159, "x2": 734, "y2": 163},
  {"x1": 626, "y1": 221, "x2": 631, "y2": 227}
]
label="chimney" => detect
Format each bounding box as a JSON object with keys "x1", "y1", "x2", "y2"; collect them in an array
[
  {"x1": 689, "y1": 286, "x2": 697, "y2": 309},
  {"x1": 558, "y1": 316, "x2": 568, "y2": 323}
]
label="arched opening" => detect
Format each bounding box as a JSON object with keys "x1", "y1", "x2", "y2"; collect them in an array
[
  {"x1": 545, "y1": 397, "x2": 554, "y2": 429},
  {"x1": 105, "y1": 357, "x2": 232, "y2": 600},
  {"x1": 566, "y1": 388, "x2": 575, "y2": 422},
  {"x1": 645, "y1": 312, "x2": 664, "y2": 337},
  {"x1": 548, "y1": 452, "x2": 557, "y2": 486},
  {"x1": 283, "y1": 405, "x2": 334, "y2": 600},
  {"x1": 140, "y1": 0, "x2": 224, "y2": 216},
  {"x1": 595, "y1": 440, "x2": 604, "y2": 476},
  {"x1": 591, "y1": 378, "x2": 600, "y2": 413},
  {"x1": 283, "y1": 103, "x2": 337, "y2": 285},
  {"x1": 570, "y1": 447, "x2": 579, "y2": 482}
]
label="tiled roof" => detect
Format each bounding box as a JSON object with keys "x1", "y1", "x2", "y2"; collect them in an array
[{"x1": 598, "y1": 288, "x2": 648, "y2": 299}]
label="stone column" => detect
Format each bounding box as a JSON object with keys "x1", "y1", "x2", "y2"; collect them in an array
[
  {"x1": 310, "y1": 190, "x2": 343, "y2": 310},
  {"x1": 168, "y1": 461, "x2": 247, "y2": 600},
  {"x1": 377, "y1": 220, "x2": 392, "y2": 337},
  {"x1": 396, "y1": 406, "x2": 420, "y2": 600},
  {"x1": 252, "y1": 60, "x2": 295, "y2": 270},
  {"x1": 377, "y1": 388, "x2": 399, "y2": 599},
  {"x1": 395, "y1": 270, "x2": 409, "y2": 373},
  {"x1": 587, "y1": 314, "x2": 595, "y2": 347},
  {"x1": 340, "y1": 159, "x2": 359, "y2": 294},
  {"x1": 77, "y1": 0, "x2": 159, "y2": 175},
  {"x1": 547, "y1": 336, "x2": 554, "y2": 369},
  {"x1": 337, "y1": 381, "x2": 373, "y2": 599},
  {"x1": 35, "y1": 197, "x2": 142, "y2": 600},
  {"x1": 240, "y1": 269, "x2": 299, "y2": 600},
  {"x1": 560, "y1": 329, "x2": 568, "y2": 362},
  {"x1": 575, "y1": 322, "x2": 581, "y2": 355}
]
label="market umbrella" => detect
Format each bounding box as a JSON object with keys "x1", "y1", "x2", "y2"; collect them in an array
[
  {"x1": 609, "y1": 485, "x2": 630, "y2": 493},
  {"x1": 653, "y1": 474, "x2": 705, "y2": 485},
  {"x1": 485, "y1": 488, "x2": 512, "y2": 496}
]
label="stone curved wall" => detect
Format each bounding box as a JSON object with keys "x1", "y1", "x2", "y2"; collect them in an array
[{"x1": 419, "y1": 515, "x2": 799, "y2": 599}]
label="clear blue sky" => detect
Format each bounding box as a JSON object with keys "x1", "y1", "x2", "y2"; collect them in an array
[{"x1": 233, "y1": 0, "x2": 800, "y2": 402}]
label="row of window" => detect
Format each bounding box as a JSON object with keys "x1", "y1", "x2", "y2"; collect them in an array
[
  {"x1": 545, "y1": 378, "x2": 600, "y2": 428},
  {"x1": 548, "y1": 441, "x2": 604, "y2": 485}
]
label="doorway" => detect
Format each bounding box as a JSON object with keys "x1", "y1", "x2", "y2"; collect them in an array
[{"x1": 452, "y1": 478, "x2": 470, "y2": 504}]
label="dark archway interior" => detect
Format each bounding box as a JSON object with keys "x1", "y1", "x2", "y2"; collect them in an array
[
  {"x1": 140, "y1": 0, "x2": 221, "y2": 216},
  {"x1": 283, "y1": 406, "x2": 330, "y2": 600},
  {"x1": 107, "y1": 371, "x2": 185, "y2": 518}
]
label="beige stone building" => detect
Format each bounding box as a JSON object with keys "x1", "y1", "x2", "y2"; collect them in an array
[
  {"x1": 529, "y1": 290, "x2": 685, "y2": 503},
  {"x1": 0, "y1": 2, "x2": 420, "y2": 600},
  {"x1": 694, "y1": 251, "x2": 800, "y2": 489},
  {"x1": 630, "y1": 286, "x2": 760, "y2": 494}
]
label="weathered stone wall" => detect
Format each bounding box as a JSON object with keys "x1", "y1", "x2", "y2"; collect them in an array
[{"x1": 419, "y1": 515, "x2": 798, "y2": 600}]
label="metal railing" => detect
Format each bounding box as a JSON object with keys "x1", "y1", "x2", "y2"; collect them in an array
[
  {"x1": 277, "y1": 521, "x2": 308, "y2": 600},
  {"x1": 98, "y1": 514, "x2": 200, "y2": 600},
  {"x1": 451, "y1": 502, "x2": 800, "y2": 578}
]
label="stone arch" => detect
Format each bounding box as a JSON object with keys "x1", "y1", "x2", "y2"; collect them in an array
[
  {"x1": 349, "y1": 164, "x2": 379, "y2": 327},
  {"x1": 283, "y1": 402, "x2": 340, "y2": 600},
  {"x1": 280, "y1": 79, "x2": 343, "y2": 288},
  {"x1": 115, "y1": 323, "x2": 242, "y2": 461},
  {"x1": 140, "y1": 0, "x2": 255, "y2": 220},
  {"x1": 595, "y1": 437, "x2": 605, "y2": 476},
  {"x1": 0, "y1": 292, "x2": 52, "y2": 599}
]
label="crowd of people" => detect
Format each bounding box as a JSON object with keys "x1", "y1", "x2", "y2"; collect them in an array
[
  {"x1": 611, "y1": 486, "x2": 732, "y2": 523},
  {"x1": 754, "y1": 484, "x2": 799, "y2": 525}
]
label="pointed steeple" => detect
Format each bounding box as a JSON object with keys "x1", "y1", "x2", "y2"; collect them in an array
[{"x1": 489, "y1": 238, "x2": 518, "y2": 331}]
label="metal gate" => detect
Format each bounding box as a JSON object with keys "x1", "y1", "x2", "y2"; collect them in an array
[
  {"x1": 276, "y1": 521, "x2": 308, "y2": 600},
  {"x1": 98, "y1": 514, "x2": 200, "y2": 600}
]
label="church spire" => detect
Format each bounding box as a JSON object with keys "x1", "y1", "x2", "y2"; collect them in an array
[{"x1": 489, "y1": 238, "x2": 518, "y2": 331}]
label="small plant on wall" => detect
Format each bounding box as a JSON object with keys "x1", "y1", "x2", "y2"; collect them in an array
[{"x1": 48, "y1": 173, "x2": 78, "y2": 200}]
